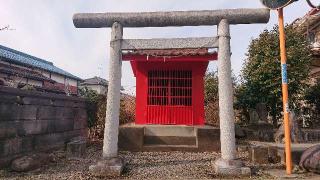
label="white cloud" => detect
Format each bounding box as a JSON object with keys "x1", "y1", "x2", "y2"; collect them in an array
[{"x1": 0, "y1": 0, "x2": 312, "y2": 94}]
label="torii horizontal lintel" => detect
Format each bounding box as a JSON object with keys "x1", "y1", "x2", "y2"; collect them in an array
[
  {"x1": 121, "y1": 37, "x2": 219, "y2": 50},
  {"x1": 73, "y1": 8, "x2": 270, "y2": 28}
]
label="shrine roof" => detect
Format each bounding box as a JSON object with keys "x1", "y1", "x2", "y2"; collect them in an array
[{"x1": 122, "y1": 48, "x2": 217, "y2": 57}]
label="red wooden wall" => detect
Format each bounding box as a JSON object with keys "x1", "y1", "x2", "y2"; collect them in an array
[{"x1": 123, "y1": 54, "x2": 216, "y2": 126}]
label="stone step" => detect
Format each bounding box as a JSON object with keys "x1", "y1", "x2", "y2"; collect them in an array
[
  {"x1": 144, "y1": 125, "x2": 196, "y2": 137},
  {"x1": 142, "y1": 144, "x2": 198, "y2": 152},
  {"x1": 144, "y1": 136, "x2": 197, "y2": 146}
]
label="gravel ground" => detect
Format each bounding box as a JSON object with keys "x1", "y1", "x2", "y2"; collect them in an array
[{"x1": 0, "y1": 142, "x2": 318, "y2": 180}]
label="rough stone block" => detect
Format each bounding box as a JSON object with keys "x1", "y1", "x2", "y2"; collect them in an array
[
  {"x1": 66, "y1": 138, "x2": 86, "y2": 158},
  {"x1": 73, "y1": 101, "x2": 86, "y2": 108},
  {"x1": 0, "y1": 155, "x2": 17, "y2": 169},
  {"x1": 20, "y1": 105, "x2": 38, "y2": 120},
  {"x1": 74, "y1": 108, "x2": 88, "y2": 130},
  {"x1": 249, "y1": 145, "x2": 281, "y2": 164},
  {"x1": 0, "y1": 103, "x2": 20, "y2": 121},
  {"x1": 118, "y1": 126, "x2": 144, "y2": 151},
  {"x1": 53, "y1": 100, "x2": 75, "y2": 107},
  {"x1": 74, "y1": 118, "x2": 87, "y2": 130},
  {"x1": 22, "y1": 97, "x2": 52, "y2": 106},
  {"x1": 197, "y1": 127, "x2": 220, "y2": 152},
  {"x1": 0, "y1": 138, "x2": 22, "y2": 157},
  {"x1": 0, "y1": 94, "x2": 20, "y2": 104},
  {"x1": 0, "y1": 137, "x2": 34, "y2": 157},
  {"x1": 0, "y1": 122, "x2": 18, "y2": 139},
  {"x1": 63, "y1": 130, "x2": 87, "y2": 141},
  {"x1": 19, "y1": 120, "x2": 54, "y2": 135},
  {"x1": 34, "y1": 133, "x2": 65, "y2": 151},
  {"x1": 54, "y1": 119, "x2": 74, "y2": 132},
  {"x1": 249, "y1": 146, "x2": 269, "y2": 164},
  {"x1": 268, "y1": 147, "x2": 281, "y2": 163},
  {"x1": 74, "y1": 108, "x2": 87, "y2": 119},
  {"x1": 37, "y1": 106, "x2": 56, "y2": 120},
  {"x1": 21, "y1": 137, "x2": 34, "y2": 153},
  {"x1": 63, "y1": 108, "x2": 75, "y2": 119},
  {"x1": 89, "y1": 158, "x2": 124, "y2": 177}
]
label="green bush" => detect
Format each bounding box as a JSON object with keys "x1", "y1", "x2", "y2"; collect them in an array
[
  {"x1": 79, "y1": 87, "x2": 136, "y2": 140},
  {"x1": 204, "y1": 71, "x2": 219, "y2": 126},
  {"x1": 304, "y1": 79, "x2": 320, "y2": 128},
  {"x1": 236, "y1": 24, "x2": 312, "y2": 126},
  {"x1": 79, "y1": 87, "x2": 100, "y2": 128}
]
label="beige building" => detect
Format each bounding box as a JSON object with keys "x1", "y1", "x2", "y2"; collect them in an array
[{"x1": 79, "y1": 76, "x2": 109, "y2": 94}]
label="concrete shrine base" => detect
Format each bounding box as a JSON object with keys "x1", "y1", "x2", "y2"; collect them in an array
[
  {"x1": 214, "y1": 158, "x2": 251, "y2": 176},
  {"x1": 118, "y1": 123, "x2": 221, "y2": 152},
  {"x1": 89, "y1": 157, "x2": 124, "y2": 177}
]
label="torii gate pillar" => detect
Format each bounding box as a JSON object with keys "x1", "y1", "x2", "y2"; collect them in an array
[
  {"x1": 214, "y1": 19, "x2": 251, "y2": 175},
  {"x1": 88, "y1": 22, "x2": 124, "y2": 177}
]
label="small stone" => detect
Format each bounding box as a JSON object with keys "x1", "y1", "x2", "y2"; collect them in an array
[
  {"x1": 249, "y1": 146, "x2": 269, "y2": 164},
  {"x1": 11, "y1": 153, "x2": 50, "y2": 172},
  {"x1": 268, "y1": 147, "x2": 281, "y2": 164},
  {"x1": 89, "y1": 157, "x2": 125, "y2": 177},
  {"x1": 237, "y1": 145, "x2": 248, "y2": 152},
  {"x1": 235, "y1": 124, "x2": 246, "y2": 138},
  {"x1": 67, "y1": 137, "x2": 86, "y2": 159},
  {"x1": 299, "y1": 144, "x2": 320, "y2": 173}
]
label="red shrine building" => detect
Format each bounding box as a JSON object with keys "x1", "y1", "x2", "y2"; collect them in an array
[{"x1": 123, "y1": 48, "x2": 217, "y2": 125}]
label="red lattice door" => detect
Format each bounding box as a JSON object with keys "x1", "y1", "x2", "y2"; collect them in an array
[{"x1": 147, "y1": 70, "x2": 193, "y2": 125}]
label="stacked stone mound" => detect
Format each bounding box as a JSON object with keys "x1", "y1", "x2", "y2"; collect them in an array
[
  {"x1": 11, "y1": 153, "x2": 51, "y2": 172},
  {"x1": 299, "y1": 144, "x2": 320, "y2": 174}
]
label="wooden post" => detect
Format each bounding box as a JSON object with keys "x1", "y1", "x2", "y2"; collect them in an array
[{"x1": 278, "y1": 8, "x2": 292, "y2": 175}]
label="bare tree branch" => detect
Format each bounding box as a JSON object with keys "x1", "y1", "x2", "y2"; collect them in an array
[{"x1": 0, "y1": 25, "x2": 15, "y2": 31}]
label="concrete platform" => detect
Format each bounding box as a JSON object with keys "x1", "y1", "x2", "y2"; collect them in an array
[{"x1": 118, "y1": 124, "x2": 220, "y2": 152}]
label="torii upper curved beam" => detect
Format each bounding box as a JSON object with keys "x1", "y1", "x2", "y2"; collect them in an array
[{"x1": 73, "y1": 8, "x2": 270, "y2": 28}]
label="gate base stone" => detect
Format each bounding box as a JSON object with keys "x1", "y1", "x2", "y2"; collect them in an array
[
  {"x1": 214, "y1": 158, "x2": 251, "y2": 176},
  {"x1": 89, "y1": 157, "x2": 124, "y2": 177}
]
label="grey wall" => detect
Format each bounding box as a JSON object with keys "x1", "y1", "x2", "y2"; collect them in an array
[{"x1": 0, "y1": 86, "x2": 87, "y2": 168}]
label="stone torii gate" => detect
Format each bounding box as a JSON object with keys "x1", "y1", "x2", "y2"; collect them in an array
[{"x1": 73, "y1": 8, "x2": 270, "y2": 176}]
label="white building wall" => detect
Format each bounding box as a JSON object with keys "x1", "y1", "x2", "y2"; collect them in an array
[
  {"x1": 67, "y1": 78, "x2": 78, "y2": 86},
  {"x1": 51, "y1": 73, "x2": 65, "y2": 84}
]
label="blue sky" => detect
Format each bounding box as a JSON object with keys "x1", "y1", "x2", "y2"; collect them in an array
[{"x1": 0, "y1": 0, "x2": 311, "y2": 94}]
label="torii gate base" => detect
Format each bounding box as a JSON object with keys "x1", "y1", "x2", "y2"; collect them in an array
[{"x1": 73, "y1": 8, "x2": 270, "y2": 177}]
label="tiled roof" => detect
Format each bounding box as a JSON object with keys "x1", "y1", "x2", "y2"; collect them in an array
[
  {"x1": 80, "y1": 76, "x2": 108, "y2": 86},
  {"x1": 122, "y1": 48, "x2": 216, "y2": 57},
  {"x1": 0, "y1": 62, "x2": 55, "y2": 82},
  {"x1": 0, "y1": 45, "x2": 82, "y2": 80}
]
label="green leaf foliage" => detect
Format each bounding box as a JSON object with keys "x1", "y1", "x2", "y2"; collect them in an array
[{"x1": 236, "y1": 24, "x2": 312, "y2": 126}]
